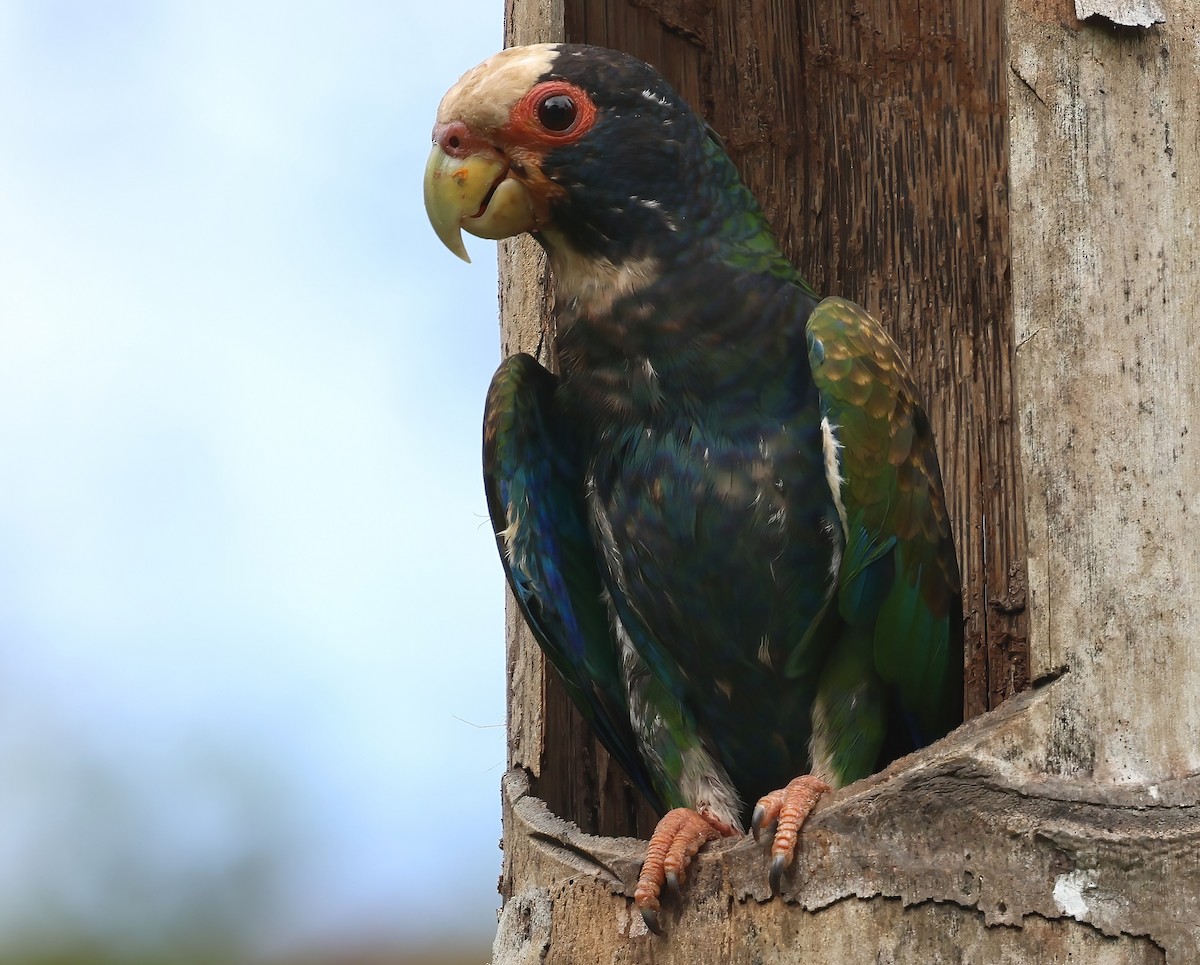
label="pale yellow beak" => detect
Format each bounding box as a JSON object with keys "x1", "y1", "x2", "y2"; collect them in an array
[{"x1": 423, "y1": 144, "x2": 537, "y2": 263}]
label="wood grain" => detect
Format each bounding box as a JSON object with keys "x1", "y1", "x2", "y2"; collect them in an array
[{"x1": 1009, "y1": 0, "x2": 1200, "y2": 782}]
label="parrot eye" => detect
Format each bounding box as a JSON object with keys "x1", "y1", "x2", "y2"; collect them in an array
[
  {"x1": 511, "y1": 82, "x2": 595, "y2": 143},
  {"x1": 537, "y1": 94, "x2": 578, "y2": 132}
]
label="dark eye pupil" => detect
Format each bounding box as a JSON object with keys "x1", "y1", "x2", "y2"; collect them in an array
[{"x1": 538, "y1": 94, "x2": 577, "y2": 132}]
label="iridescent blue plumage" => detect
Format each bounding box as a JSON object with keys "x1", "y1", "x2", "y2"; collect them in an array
[
  {"x1": 428, "y1": 42, "x2": 963, "y2": 921},
  {"x1": 483, "y1": 353, "x2": 663, "y2": 810}
]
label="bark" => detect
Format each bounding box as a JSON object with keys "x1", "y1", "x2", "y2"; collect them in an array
[
  {"x1": 493, "y1": 0, "x2": 1200, "y2": 959},
  {"x1": 497, "y1": 686, "x2": 1200, "y2": 961}
]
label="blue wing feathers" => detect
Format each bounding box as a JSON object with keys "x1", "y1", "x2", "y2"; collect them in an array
[{"x1": 483, "y1": 354, "x2": 662, "y2": 808}]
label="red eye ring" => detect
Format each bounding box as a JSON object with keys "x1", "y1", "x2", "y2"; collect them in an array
[{"x1": 508, "y1": 80, "x2": 596, "y2": 145}]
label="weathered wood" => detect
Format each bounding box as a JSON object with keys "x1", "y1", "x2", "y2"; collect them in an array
[
  {"x1": 1075, "y1": 0, "x2": 1165, "y2": 27},
  {"x1": 1009, "y1": 0, "x2": 1200, "y2": 784},
  {"x1": 497, "y1": 685, "x2": 1200, "y2": 961},
  {"x1": 493, "y1": 0, "x2": 1200, "y2": 959}
]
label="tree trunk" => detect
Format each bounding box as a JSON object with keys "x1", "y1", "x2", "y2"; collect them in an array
[{"x1": 493, "y1": 0, "x2": 1200, "y2": 959}]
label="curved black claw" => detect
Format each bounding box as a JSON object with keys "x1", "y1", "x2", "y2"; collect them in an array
[
  {"x1": 751, "y1": 804, "x2": 767, "y2": 842},
  {"x1": 768, "y1": 853, "x2": 789, "y2": 895},
  {"x1": 665, "y1": 870, "x2": 682, "y2": 902},
  {"x1": 640, "y1": 904, "x2": 662, "y2": 935}
]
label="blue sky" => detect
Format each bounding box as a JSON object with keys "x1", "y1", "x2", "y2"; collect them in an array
[{"x1": 0, "y1": 1, "x2": 507, "y2": 954}]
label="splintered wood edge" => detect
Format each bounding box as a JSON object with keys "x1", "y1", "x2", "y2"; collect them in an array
[{"x1": 502, "y1": 683, "x2": 1200, "y2": 958}]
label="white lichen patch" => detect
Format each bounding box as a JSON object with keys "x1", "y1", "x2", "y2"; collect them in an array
[{"x1": 1052, "y1": 869, "x2": 1098, "y2": 919}]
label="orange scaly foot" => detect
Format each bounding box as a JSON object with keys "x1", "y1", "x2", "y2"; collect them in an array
[
  {"x1": 635, "y1": 807, "x2": 738, "y2": 933},
  {"x1": 751, "y1": 774, "x2": 831, "y2": 893}
]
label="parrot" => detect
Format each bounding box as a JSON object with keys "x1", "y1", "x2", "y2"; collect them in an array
[{"x1": 423, "y1": 43, "x2": 963, "y2": 932}]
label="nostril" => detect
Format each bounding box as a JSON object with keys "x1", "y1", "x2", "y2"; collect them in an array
[{"x1": 435, "y1": 121, "x2": 474, "y2": 156}]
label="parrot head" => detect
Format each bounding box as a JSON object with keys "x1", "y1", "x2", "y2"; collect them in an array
[{"x1": 423, "y1": 44, "x2": 713, "y2": 275}]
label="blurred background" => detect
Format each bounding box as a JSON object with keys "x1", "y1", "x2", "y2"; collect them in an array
[{"x1": 0, "y1": 2, "x2": 506, "y2": 962}]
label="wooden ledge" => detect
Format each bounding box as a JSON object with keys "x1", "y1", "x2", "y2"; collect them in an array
[{"x1": 496, "y1": 685, "x2": 1200, "y2": 963}]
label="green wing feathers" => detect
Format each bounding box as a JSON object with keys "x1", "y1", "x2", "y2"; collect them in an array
[{"x1": 806, "y1": 297, "x2": 963, "y2": 749}]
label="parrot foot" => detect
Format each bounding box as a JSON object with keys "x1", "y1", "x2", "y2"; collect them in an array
[
  {"x1": 635, "y1": 807, "x2": 737, "y2": 934},
  {"x1": 750, "y1": 774, "x2": 831, "y2": 894}
]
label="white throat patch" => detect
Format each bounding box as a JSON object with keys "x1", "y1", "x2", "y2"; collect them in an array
[{"x1": 545, "y1": 236, "x2": 659, "y2": 316}]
